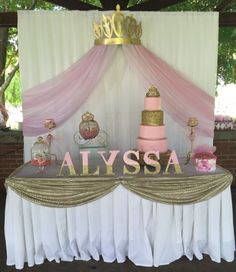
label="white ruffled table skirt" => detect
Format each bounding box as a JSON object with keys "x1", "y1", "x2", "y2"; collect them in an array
[{"x1": 5, "y1": 185, "x2": 235, "y2": 270}]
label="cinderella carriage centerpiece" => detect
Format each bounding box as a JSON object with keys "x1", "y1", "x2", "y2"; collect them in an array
[{"x1": 74, "y1": 112, "x2": 108, "y2": 156}]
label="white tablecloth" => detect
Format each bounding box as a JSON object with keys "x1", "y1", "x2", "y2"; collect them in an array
[{"x1": 5, "y1": 185, "x2": 235, "y2": 269}]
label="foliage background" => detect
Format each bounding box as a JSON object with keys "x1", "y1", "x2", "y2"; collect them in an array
[{"x1": 0, "y1": 0, "x2": 61, "y2": 105}]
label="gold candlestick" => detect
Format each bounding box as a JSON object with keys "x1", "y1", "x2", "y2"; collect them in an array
[
  {"x1": 185, "y1": 117, "x2": 199, "y2": 165},
  {"x1": 44, "y1": 119, "x2": 56, "y2": 147}
]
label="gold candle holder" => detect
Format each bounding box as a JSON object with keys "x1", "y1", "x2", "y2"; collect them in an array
[
  {"x1": 185, "y1": 117, "x2": 199, "y2": 164},
  {"x1": 44, "y1": 118, "x2": 56, "y2": 147}
]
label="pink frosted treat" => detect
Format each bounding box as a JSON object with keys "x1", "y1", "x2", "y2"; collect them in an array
[{"x1": 193, "y1": 145, "x2": 217, "y2": 172}]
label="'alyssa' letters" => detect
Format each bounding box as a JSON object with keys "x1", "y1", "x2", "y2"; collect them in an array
[{"x1": 58, "y1": 150, "x2": 182, "y2": 176}]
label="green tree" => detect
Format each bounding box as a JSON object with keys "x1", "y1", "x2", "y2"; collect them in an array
[
  {"x1": 164, "y1": 0, "x2": 236, "y2": 85},
  {"x1": 218, "y1": 27, "x2": 236, "y2": 84},
  {"x1": 4, "y1": 69, "x2": 21, "y2": 106},
  {"x1": 0, "y1": 0, "x2": 59, "y2": 107}
]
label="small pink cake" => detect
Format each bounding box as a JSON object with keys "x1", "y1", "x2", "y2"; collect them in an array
[
  {"x1": 195, "y1": 158, "x2": 216, "y2": 172},
  {"x1": 193, "y1": 145, "x2": 217, "y2": 172},
  {"x1": 137, "y1": 86, "x2": 168, "y2": 154},
  {"x1": 31, "y1": 159, "x2": 51, "y2": 166}
]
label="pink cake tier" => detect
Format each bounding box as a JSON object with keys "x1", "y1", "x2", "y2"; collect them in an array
[
  {"x1": 137, "y1": 137, "x2": 168, "y2": 153},
  {"x1": 139, "y1": 125, "x2": 166, "y2": 139},
  {"x1": 144, "y1": 97, "x2": 161, "y2": 111}
]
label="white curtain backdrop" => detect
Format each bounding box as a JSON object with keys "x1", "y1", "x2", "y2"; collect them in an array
[{"x1": 18, "y1": 11, "x2": 219, "y2": 160}]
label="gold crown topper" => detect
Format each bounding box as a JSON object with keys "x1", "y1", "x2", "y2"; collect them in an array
[
  {"x1": 94, "y1": 4, "x2": 142, "y2": 45},
  {"x1": 187, "y1": 117, "x2": 199, "y2": 127},
  {"x1": 82, "y1": 112, "x2": 95, "y2": 122},
  {"x1": 146, "y1": 85, "x2": 160, "y2": 97}
]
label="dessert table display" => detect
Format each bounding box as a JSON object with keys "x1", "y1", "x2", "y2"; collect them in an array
[
  {"x1": 11, "y1": 5, "x2": 234, "y2": 271},
  {"x1": 5, "y1": 160, "x2": 235, "y2": 269}
]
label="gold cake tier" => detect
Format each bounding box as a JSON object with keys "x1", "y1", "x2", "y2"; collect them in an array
[{"x1": 142, "y1": 110, "x2": 163, "y2": 126}]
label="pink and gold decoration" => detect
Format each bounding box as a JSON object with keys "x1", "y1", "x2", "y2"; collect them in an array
[
  {"x1": 58, "y1": 152, "x2": 77, "y2": 176},
  {"x1": 44, "y1": 118, "x2": 56, "y2": 147},
  {"x1": 123, "y1": 150, "x2": 140, "y2": 175},
  {"x1": 164, "y1": 150, "x2": 182, "y2": 174},
  {"x1": 187, "y1": 117, "x2": 199, "y2": 154},
  {"x1": 80, "y1": 151, "x2": 99, "y2": 176},
  {"x1": 137, "y1": 85, "x2": 168, "y2": 154},
  {"x1": 185, "y1": 117, "x2": 199, "y2": 164},
  {"x1": 193, "y1": 145, "x2": 217, "y2": 172},
  {"x1": 31, "y1": 119, "x2": 57, "y2": 172},
  {"x1": 31, "y1": 136, "x2": 51, "y2": 169},
  {"x1": 79, "y1": 112, "x2": 100, "y2": 140},
  {"x1": 94, "y1": 4, "x2": 142, "y2": 46},
  {"x1": 98, "y1": 150, "x2": 120, "y2": 175},
  {"x1": 44, "y1": 118, "x2": 56, "y2": 130},
  {"x1": 22, "y1": 6, "x2": 214, "y2": 139},
  {"x1": 143, "y1": 151, "x2": 161, "y2": 175},
  {"x1": 56, "y1": 149, "x2": 183, "y2": 176}
]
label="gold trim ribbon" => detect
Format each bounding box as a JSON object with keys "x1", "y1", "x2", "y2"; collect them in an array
[{"x1": 5, "y1": 164, "x2": 233, "y2": 208}]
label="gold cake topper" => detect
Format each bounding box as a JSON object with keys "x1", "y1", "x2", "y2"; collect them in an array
[
  {"x1": 187, "y1": 117, "x2": 199, "y2": 127},
  {"x1": 82, "y1": 112, "x2": 95, "y2": 122},
  {"x1": 146, "y1": 85, "x2": 160, "y2": 97},
  {"x1": 94, "y1": 4, "x2": 142, "y2": 45}
]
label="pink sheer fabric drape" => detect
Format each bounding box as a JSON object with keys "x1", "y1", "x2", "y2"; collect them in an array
[
  {"x1": 23, "y1": 45, "x2": 117, "y2": 136},
  {"x1": 23, "y1": 44, "x2": 215, "y2": 138},
  {"x1": 123, "y1": 45, "x2": 215, "y2": 138}
]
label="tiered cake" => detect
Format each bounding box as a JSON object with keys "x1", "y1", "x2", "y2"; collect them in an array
[{"x1": 137, "y1": 86, "x2": 168, "y2": 154}]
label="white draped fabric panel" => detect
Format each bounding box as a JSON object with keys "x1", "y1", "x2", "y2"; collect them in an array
[
  {"x1": 5, "y1": 186, "x2": 235, "y2": 269},
  {"x1": 18, "y1": 11, "x2": 219, "y2": 160}
]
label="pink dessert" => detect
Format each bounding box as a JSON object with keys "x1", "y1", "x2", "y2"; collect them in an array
[
  {"x1": 31, "y1": 159, "x2": 51, "y2": 166},
  {"x1": 193, "y1": 145, "x2": 217, "y2": 172},
  {"x1": 195, "y1": 158, "x2": 216, "y2": 172},
  {"x1": 137, "y1": 86, "x2": 168, "y2": 154}
]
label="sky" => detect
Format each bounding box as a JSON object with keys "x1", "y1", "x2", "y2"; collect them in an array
[{"x1": 215, "y1": 84, "x2": 236, "y2": 118}]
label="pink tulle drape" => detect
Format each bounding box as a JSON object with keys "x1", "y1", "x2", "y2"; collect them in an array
[
  {"x1": 23, "y1": 45, "x2": 117, "y2": 136},
  {"x1": 23, "y1": 44, "x2": 215, "y2": 138},
  {"x1": 122, "y1": 45, "x2": 215, "y2": 138}
]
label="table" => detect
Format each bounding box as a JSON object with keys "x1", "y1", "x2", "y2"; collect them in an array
[{"x1": 4, "y1": 161, "x2": 236, "y2": 269}]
